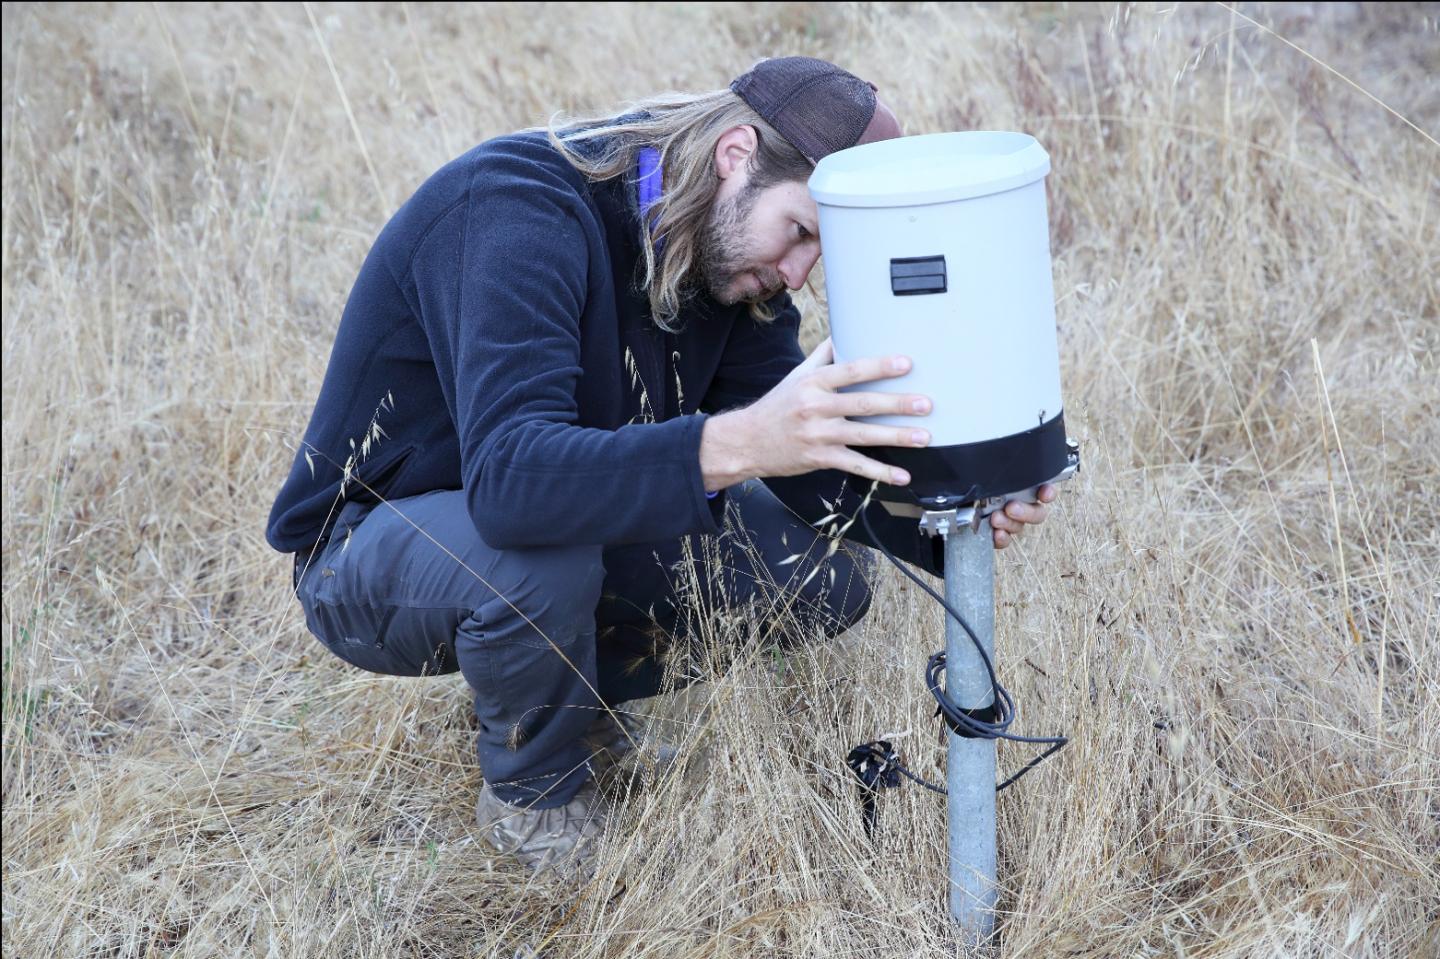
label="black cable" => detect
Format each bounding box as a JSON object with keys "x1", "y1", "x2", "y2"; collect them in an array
[{"x1": 856, "y1": 504, "x2": 1067, "y2": 796}]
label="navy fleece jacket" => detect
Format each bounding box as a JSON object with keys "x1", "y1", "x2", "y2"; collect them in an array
[{"x1": 266, "y1": 126, "x2": 943, "y2": 576}]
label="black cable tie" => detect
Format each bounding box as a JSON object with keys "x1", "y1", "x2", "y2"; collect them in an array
[{"x1": 935, "y1": 700, "x2": 1002, "y2": 738}]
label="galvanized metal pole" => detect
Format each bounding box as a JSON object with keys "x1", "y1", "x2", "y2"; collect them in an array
[{"x1": 944, "y1": 515, "x2": 997, "y2": 943}]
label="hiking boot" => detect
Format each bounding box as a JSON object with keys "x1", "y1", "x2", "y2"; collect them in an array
[
  {"x1": 581, "y1": 708, "x2": 681, "y2": 792},
  {"x1": 475, "y1": 778, "x2": 608, "y2": 882}
]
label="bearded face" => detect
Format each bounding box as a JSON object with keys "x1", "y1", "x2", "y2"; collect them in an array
[{"x1": 696, "y1": 182, "x2": 788, "y2": 306}]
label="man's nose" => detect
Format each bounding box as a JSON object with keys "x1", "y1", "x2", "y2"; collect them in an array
[{"x1": 779, "y1": 245, "x2": 822, "y2": 291}]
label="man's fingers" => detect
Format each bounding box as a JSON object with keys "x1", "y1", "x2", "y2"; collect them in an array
[
  {"x1": 1037, "y1": 483, "x2": 1058, "y2": 504},
  {"x1": 840, "y1": 422, "x2": 931, "y2": 449},
  {"x1": 814, "y1": 353, "x2": 912, "y2": 391},
  {"x1": 829, "y1": 448, "x2": 909, "y2": 487},
  {"x1": 992, "y1": 499, "x2": 1048, "y2": 536},
  {"x1": 832, "y1": 390, "x2": 932, "y2": 419},
  {"x1": 992, "y1": 528, "x2": 1012, "y2": 550},
  {"x1": 1003, "y1": 501, "x2": 1048, "y2": 525}
]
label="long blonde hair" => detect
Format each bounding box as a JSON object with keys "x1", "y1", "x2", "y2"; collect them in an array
[{"x1": 541, "y1": 89, "x2": 813, "y2": 332}]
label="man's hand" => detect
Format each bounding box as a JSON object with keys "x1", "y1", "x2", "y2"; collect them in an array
[
  {"x1": 699, "y1": 337, "x2": 1059, "y2": 551},
  {"x1": 700, "y1": 337, "x2": 933, "y2": 490},
  {"x1": 990, "y1": 483, "x2": 1056, "y2": 550}
]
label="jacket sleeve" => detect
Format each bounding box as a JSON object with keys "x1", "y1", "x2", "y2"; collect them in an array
[
  {"x1": 700, "y1": 296, "x2": 945, "y2": 578},
  {"x1": 411, "y1": 151, "x2": 723, "y2": 549}
]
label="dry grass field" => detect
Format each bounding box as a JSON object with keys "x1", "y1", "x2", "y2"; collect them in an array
[{"x1": 3, "y1": 2, "x2": 1438, "y2": 957}]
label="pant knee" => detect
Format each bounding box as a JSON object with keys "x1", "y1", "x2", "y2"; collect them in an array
[{"x1": 471, "y1": 543, "x2": 606, "y2": 642}]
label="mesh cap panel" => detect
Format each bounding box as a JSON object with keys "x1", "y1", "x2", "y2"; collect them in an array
[{"x1": 730, "y1": 56, "x2": 882, "y2": 161}]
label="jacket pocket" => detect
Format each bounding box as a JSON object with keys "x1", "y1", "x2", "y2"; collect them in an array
[{"x1": 350, "y1": 443, "x2": 420, "y2": 506}]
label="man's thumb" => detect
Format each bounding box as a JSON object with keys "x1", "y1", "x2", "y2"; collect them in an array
[{"x1": 798, "y1": 336, "x2": 833, "y2": 371}]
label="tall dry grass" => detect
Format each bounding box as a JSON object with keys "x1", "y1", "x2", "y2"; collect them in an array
[{"x1": 3, "y1": 2, "x2": 1437, "y2": 957}]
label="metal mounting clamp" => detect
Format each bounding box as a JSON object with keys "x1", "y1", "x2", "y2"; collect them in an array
[{"x1": 919, "y1": 507, "x2": 978, "y2": 539}]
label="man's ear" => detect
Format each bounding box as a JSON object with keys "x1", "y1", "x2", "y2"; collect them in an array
[{"x1": 713, "y1": 125, "x2": 758, "y2": 181}]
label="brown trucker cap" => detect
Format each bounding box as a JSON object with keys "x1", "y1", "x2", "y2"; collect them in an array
[{"x1": 730, "y1": 56, "x2": 902, "y2": 162}]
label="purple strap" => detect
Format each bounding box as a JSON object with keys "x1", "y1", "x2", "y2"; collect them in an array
[{"x1": 637, "y1": 146, "x2": 666, "y2": 255}]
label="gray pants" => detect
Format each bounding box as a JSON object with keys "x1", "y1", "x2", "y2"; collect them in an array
[{"x1": 292, "y1": 480, "x2": 874, "y2": 808}]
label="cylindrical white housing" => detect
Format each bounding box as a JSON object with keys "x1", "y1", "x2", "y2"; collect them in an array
[{"x1": 809, "y1": 131, "x2": 1069, "y2": 506}]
